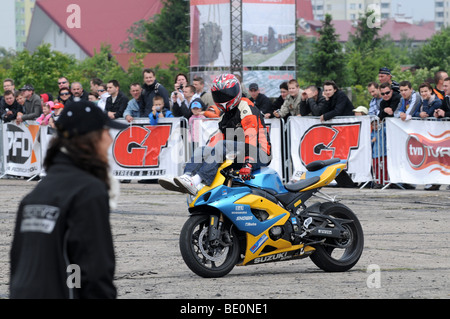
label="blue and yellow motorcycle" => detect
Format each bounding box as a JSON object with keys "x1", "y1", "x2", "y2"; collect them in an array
[{"x1": 179, "y1": 158, "x2": 364, "y2": 278}]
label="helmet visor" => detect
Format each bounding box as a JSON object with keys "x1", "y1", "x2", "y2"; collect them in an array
[{"x1": 211, "y1": 89, "x2": 234, "y2": 104}]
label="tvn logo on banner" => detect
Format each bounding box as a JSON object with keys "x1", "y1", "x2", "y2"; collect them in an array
[
  {"x1": 386, "y1": 118, "x2": 450, "y2": 185},
  {"x1": 109, "y1": 118, "x2": 186, "y2": 179},
  {"x1": 1, "y1": 122, "x2": 42, "y2": 177},
  {"x1": 289, "y1": 116, "x2": 372, "y2": 183}
]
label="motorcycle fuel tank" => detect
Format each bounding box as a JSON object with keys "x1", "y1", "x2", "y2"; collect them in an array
[{"x1": 243, "y1": 167, "x2": 288, "y2": 194}]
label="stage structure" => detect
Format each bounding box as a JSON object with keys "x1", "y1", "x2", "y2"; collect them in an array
[{"x1": 189, "y1": 0, "x2": 296, "y2": 98}]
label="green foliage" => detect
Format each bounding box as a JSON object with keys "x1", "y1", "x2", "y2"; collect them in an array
[
  {"x1": 390, "y1": 66, "x2": 438, "y2": 89},
  {"x1": 304, "y1": 14, "x2": 348, "y2": 87},
  {"x1": 126, "y1": 0, "x2": 189, "y2": 53},
  {"x1": 412, "y1": 27, "x2": 450, "y2": 71},
  {"x1": 7, "y1": 44, "x2": 78, "y2": 94}
]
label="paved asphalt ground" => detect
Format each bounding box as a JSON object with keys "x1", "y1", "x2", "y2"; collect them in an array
[{"x1": 0, "y1": 179, "x2": 449, "y2": 301}]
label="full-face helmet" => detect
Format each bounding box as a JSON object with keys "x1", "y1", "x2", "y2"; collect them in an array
[{"x1": 210, "y1": 74, "x2": 242, "y2": 113}]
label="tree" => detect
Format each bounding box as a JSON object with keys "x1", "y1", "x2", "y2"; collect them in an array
[
  {"x1": 7, "y1": 44, "x2": 78, "y2": 94},
  {"x1": 412, "y1": 27, "x2": 450, "y2": 71},
  {"x1": 305, "y1": 14, "x2": 348, "y2": 87},
  {"x1": 345, "y1": 12, "x2": 394, "y2": 86},
  {"x1": 123, "y1": 0, "x2": 189, "y2": 53}
]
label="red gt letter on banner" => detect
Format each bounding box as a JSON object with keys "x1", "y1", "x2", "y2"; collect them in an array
[
  {"x1": 109, "y1": 118, "x2": 187, "y2": 180},
  {"x1": 289, "y1": 117, "x2": 372, "y2": 183},
  {"x1": 113, "y1": 125, "x2": 172, "y2": 167},
  {"x1": 300, "y1": 124, "x2": 361, "y2": 165}
]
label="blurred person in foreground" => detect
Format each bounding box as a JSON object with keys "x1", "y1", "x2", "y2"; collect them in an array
[{"x1": 10, "y1": 101, "x2": 127, "y2": 299}]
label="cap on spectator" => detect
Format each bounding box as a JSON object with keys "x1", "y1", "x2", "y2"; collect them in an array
[
  {"x1": 378, "y1": 67, "x2": 391, "y2": 75},
  {"x1": 40, "y1": 93, "x2": 49, "y2": 103},
  {"x1": 353, "y1": 106, "x2": 368, "y2": 115},
  {"x1": 51, "y1": 102, "x2": 64, "y2": 110},
  {"x1": 190, "y1": 101, "x2": 202, "y2": 109},
  {"x1": 20, "y1": 84, "x2": 34, "y2": 91},
  {"x1": 56, "y1": 101, "x2": 128, "y2": 138},
  {"x1": 248, "y1": 83, "x2": 258, "y2": 91}
]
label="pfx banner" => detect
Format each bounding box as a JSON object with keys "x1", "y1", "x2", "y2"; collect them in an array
[{"x1": 1, "y1": 122, "x2": 42, "y2": 177}]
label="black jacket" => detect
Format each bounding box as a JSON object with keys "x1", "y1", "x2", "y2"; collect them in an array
[
  {"x1": 0, "y1": 99, "x2": 23, "y2": 122},
  {"x1": 141, "y1": 81, "x2": 170, "y2": 117},
  {"x1": 172, "y1": 97, "x2": 205, "y2": 120},
  {"x1": 439, "y1": 96, "x2": 450, "y2": 118},
  {"x1": 379, "y1": 91, "x2": 401, "y2": 121},
  {"x1": 323, "y1": 90, "x2": 354, "y2": 121},
  {"x1": 249, "y1": 93, "x2": 273, "y2": 116},
  {"x1": 10, "y1": 152, "x2": 116, "y2": 299},
  {"x1": 105, "y1": 91, "x2": 129, "y2": 119},
  {"x1": 299, "y1": 88, "x2": 328, "y2": 116}
]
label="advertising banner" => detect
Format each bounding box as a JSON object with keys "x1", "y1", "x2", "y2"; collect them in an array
[
  {"x1": 386, "y1": 118, "x2": 450, "y2": 185},
  {"x1": 1, "y1": 121, "x2": 42, "y2": 177},
  {"x1": 109, "y1": 118, "x2": 187, "y2": 180},
  {"x1": 190, "y1": 0, "x2": 230, "y2": 67},
  {"x1": 289, "y1": 116, "x2": 372, "y2": 183},
  {"x1": 242, "y1": 0, "x2": 296, "y2": 67}
]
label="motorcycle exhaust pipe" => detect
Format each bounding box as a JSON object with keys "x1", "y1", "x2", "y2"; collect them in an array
[{"x1": 309, "y1": 227, "x2": 348, "y2": 239}]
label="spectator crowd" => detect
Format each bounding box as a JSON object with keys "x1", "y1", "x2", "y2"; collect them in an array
[{"x1": 1, "y1": 67, "x2": 449, "y2": 190}]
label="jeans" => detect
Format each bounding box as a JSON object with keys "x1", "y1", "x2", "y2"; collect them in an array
[{"x1": 184, "y1": 140, "x2": 272, "y2": 186}]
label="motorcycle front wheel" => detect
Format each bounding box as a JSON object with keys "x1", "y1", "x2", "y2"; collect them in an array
[
  {"x1": 309, "y1": 202, "x2": 364, "y2": 272},
  {"x1": 179, "y1": 214, "x2": 240, "y2": 278}
]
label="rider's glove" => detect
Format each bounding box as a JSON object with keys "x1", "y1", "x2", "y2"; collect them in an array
[{"x1": 239, "y1": 157, "x2": 253, "y2": 181}]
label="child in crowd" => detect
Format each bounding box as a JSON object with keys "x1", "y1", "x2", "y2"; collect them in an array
[
  {"x1": 36, "y1": 101, "x2": 54, "y2": 125},
  {"x1": 418, "y1": 82, "x2": 442, "y2": 118},
  {"x1": 149, "y1": 95, "x2": 173, "y2": 125},
  {"x1": 188, "y1": 101, "x2": 205, "y2": 144},
  {"x1": 371, "y1": 119, "x2": 388, "y2": 188}
]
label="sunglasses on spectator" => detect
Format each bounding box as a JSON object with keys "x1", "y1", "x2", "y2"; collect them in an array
[
  {"x1": 58, "y1": 81, "x2": 67, "y2": 85},
  {"x1": 380, "y1": 91, "x2": 391, "y2": 96},
  {"x1": 60, "y1": 92, "x2": 70, "y2": 96},
  {"x1": 97, "y1": 89, "x2": 105, "y2": 92}
]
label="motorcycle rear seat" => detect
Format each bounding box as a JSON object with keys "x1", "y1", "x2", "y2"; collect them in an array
[
  {"x1": 284, "y1": 176, "x2": 320, "y2": 192},
  {"x1": 305, "y1": 158, "x2": 340, "y2": 172}
]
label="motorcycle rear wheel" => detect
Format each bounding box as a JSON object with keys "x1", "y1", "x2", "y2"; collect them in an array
[
  {"x1": 309, "y1": 202, "x2": 364, "y2": 272},
  {"x1": 180, "y1": 214, "x2": 240, "y2": 278}
]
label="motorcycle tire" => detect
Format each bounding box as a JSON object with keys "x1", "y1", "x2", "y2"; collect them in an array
[
  {"x1": 179, "y1": 214, "x2": 240, "y2": 278},
  {"x1": 309, "y1": 202, "x2": 364, "y2": 272}
]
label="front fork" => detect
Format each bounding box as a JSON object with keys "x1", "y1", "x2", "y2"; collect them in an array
[
  {"x1": 208, "y1": 214, "x2": 224, "y2": 243},
  {"x1": 208, "y1": 214, "x2": 233, "y2": 247}
]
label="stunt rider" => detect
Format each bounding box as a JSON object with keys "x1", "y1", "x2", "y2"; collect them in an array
[{"x1": 159, "y1": 73, "x2": 272, "y2": 196}]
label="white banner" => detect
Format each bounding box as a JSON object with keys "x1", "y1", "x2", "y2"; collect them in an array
[
  {"x1": 195, "y1": 117, "x2": 284, "y2": 178},
  {"x1": 288, "y1": 116, "x2": 372, "y2": 183},
  {"x1": 109, "y1": 118, "x2": 186, "y2": 180},
  {"x1": 1, "y1": 121, "x2": 42, "y2": 177},
  {"x1": 386, "y1": 118, "x2": 450, "y2": 185}
]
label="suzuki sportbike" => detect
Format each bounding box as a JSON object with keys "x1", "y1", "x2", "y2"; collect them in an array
[{"x1": 179, "y1": 157, "x2": 364, "y2": 278}]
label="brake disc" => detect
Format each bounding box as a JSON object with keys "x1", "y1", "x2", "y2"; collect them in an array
[{"x1": 198, "y1": 227, "x2": 229, "y2": 262}]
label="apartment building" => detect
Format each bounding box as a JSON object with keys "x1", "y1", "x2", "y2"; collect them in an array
[
  {"x1": 435, "y1": 0, "x2": 450, "y2": 29},
  {"x1": 311, "y1": 0, "x2": 391, "y2": 21}
]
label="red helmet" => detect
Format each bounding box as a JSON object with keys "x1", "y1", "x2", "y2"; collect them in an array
[{"x1": 211, "y1": 74, "x2": 242, "y2": 113}]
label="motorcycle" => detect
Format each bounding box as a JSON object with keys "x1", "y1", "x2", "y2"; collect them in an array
[{"x1": 179, "y1": 157, "x2": 364, "y2": 278}]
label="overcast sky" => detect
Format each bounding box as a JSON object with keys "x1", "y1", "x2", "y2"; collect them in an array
[{"x1": 391, "y1": 0, "x2": 435, "y2": 21}]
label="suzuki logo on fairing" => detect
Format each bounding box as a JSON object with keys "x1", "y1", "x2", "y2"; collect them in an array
[{"x1": 254, "y1": 252, "x2": 289, "y2": 264}]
